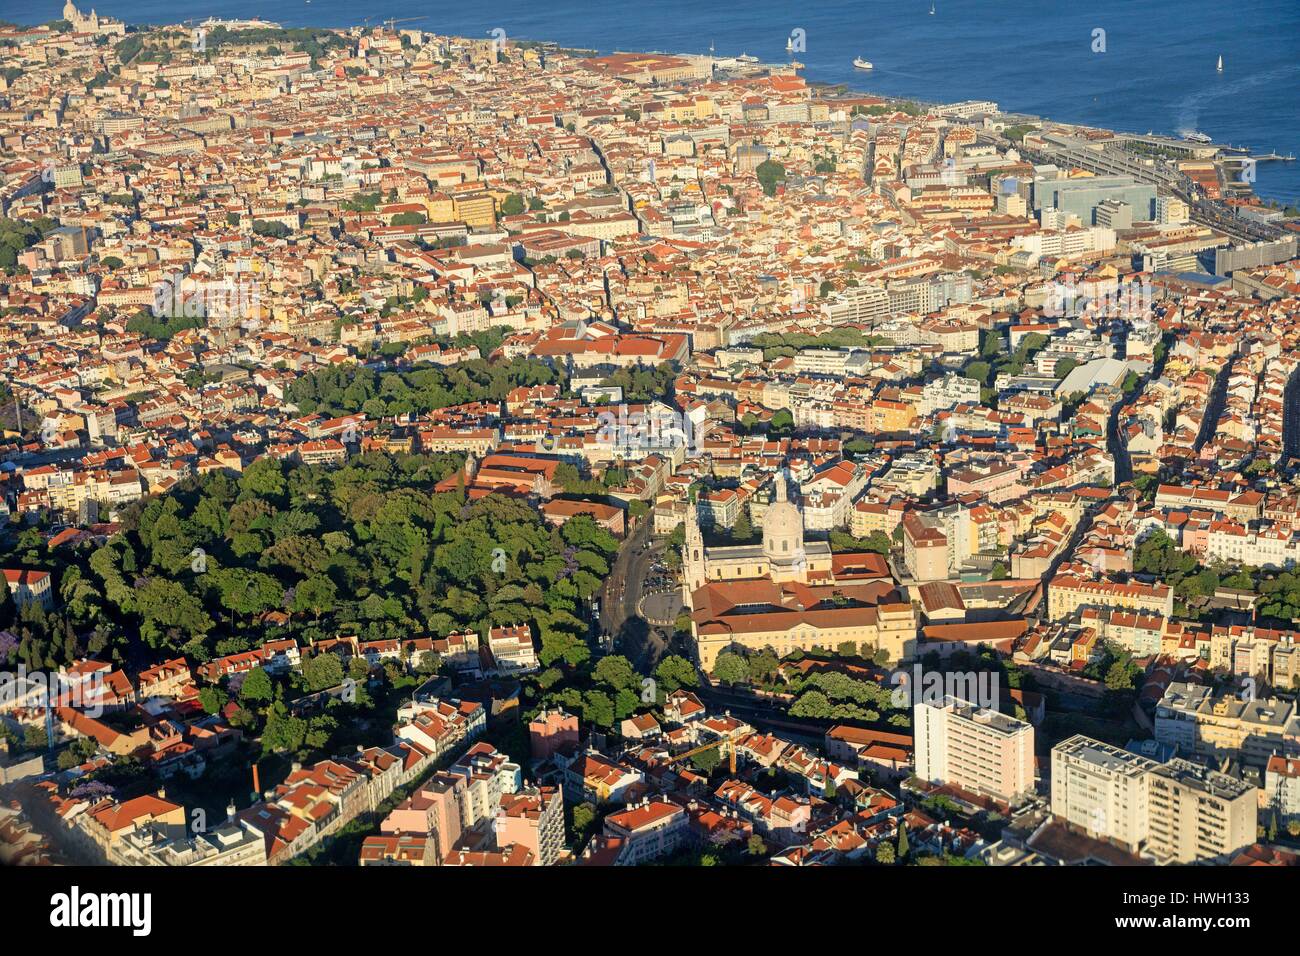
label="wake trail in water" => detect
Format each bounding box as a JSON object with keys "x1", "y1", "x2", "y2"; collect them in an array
[{"x1": 1172, "y1": 62, "x2": 1300, "y2": 132}]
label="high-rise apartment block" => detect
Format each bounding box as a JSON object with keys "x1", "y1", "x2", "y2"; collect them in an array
[
  {"x1": 914, "y1": 697, "x2": 1035, "y2": 804},
  {"x1": 1051, "y1": 736, "x2": 1256, "y2": 863}
]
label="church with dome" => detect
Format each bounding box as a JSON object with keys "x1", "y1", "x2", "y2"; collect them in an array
[
  {"x1": 680, "y1": 470, "x2": 916, "y2": 672},
  {"x1": 62, "y1": 2, "x2": 126, "y2": 37},
  {"x1": 682, "y1": 470, "x2": 833, "y2": 593}
]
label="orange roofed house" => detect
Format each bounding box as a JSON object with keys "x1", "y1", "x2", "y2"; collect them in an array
[
  {"x1": 494, "y1": 786, "x2": 565, "y2": 865},
  {"x1": 435, "y1": 454, "x2": 558, "y2": 500},
  {"x1": 541, "y1": 497, "x2": 625, "y2": 537},
  {"x1": 79, "y1": 794, "x2": 186, "y2": 860},
  {"x1": 3, "y1": 569, "x2": 54, "y2": 610},
  {"x1": 596, "y1": 798, "x2": 687, "y2": 864}
]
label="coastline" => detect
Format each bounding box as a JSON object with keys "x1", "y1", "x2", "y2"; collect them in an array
[{"x1": 11, "y1": 4, "x2": 1299, "y2": 205}]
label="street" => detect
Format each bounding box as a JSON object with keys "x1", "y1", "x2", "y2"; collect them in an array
[{"x1": 598, "y1": 517, "x2": 679, "y2": 673}]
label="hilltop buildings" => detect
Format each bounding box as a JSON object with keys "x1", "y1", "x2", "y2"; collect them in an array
[{"x1": 3, "y1": 12, "x2": 1300, "y2": 874}]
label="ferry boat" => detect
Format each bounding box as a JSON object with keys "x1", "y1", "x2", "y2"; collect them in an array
[
  {"x1": 852, "y1": 57, "x2": 873, "y2": 70},
  {"x1": 1182, "y1": 130, "x2": 1213, "y2": 144},
  {"x1": 736, "y1": 52, "x2": 758, "y2": 63}
]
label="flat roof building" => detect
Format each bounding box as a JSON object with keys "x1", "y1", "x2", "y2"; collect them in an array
[
  {"x1": 1051, "y1": 735, "x2": 1156, "y2": 853},
  {"x1": 915, "y1": 695, "x2": 1034, "y2": 804},
  {"x1": 1147, "y1": 759, "x2": 1256, "y2": 864},
  {"x1": 1032, "y1": 175, "x2": 1156, "y2": 226}
]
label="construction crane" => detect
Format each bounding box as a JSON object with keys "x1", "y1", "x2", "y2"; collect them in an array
[{"x1": 668, "y1": 737, "x2": 737, "y2": 775}]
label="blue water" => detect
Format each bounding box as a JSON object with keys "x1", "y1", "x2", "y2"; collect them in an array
[{"x1": 17, "y1": 0, "x2": 1300, "y2": 205}]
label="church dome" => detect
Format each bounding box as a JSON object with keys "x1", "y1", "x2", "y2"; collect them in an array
[{"x1": 763, "y1": 471, "x2": 804, "y2": 564}]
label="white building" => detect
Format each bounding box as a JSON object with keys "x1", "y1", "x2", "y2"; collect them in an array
[
  {"x1": 1051, "y1": 735, "x2": 1155, "y2": 853},
  {"x1": 2, "y1": 569, "x2": 54, "y2": 610},
  {"x1": 488, "y1": 624, "x2": 539, "y2": 674},
  {"x1": 1155, "y1": 196, "x2": 1189, "y2": 225},
  {"x1": 1146, "y1": 759, "x2": 1256, "y2": 864},
  {"x1": 920, "y1": 372, "x2": 981, "y2": 417},
  {"x1": 1012, "y1": 225, "x2": 1116, "y2": 261},
  {"x1": 1205, "y1": 523, "x2": 1300, "y2": 570},
  {"x1": 914, "y1": 696, "x2": 1035, "y2": 804},
  {"x1": 449, "y1": 743, "x2": 523, "y2": 829},
  {"x1": 1265, "y1": 755, "x2": 1300, "y2": 824},
  {"x1": 601, "y1": 799, "x2": 688, "y2": 865}
]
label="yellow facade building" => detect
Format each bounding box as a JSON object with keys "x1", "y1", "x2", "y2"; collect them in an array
[{"x1": 683, "y1": 472, "x2": 916, "y2": 670}]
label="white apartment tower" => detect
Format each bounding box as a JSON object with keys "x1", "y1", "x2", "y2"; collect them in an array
[
  {"x1": 1146, "y1": 759, "x2": 1256, "y2": 864},
  {"x1": 1052, "y1": 736, "x2": 1257, "y2": 863},
  {"x1": 914, "y1": 696, "x2": 1035, "y2": 804},
  {"x1": 1051, "y1": 735, "x2": 1156, "y2": 853}
]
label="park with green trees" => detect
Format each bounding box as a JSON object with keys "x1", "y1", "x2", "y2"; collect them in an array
[{"x1": 0, "y1": 450, "x2": 621, "y2": 679}]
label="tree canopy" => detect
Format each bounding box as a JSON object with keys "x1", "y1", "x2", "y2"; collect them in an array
[{"x1": 1, "y1": 450, "x2": 619, "y2": 671}]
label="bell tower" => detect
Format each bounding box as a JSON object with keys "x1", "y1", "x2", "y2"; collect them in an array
[{"x1": 682, "y1": 500, "x2": 707, "y2": 602}]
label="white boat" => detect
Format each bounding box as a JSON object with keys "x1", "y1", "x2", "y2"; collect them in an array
[
  {"x1": 736, "y1": 52, "x2": 758, "y2": 62},
  {"x1": 853, "y1": 57, "x2": 873, "y2": 70},
  {"x1": 1216, "y1": 54, "x2": 1223, "y2": 72},
  {"x1": 785, "y1": 37, "x2": 794, "y2": 53},
  {"x1": 930, "y1": 2, "x2": 936, "y2": 13},
  {"x1": 1182, "y1": 130, "x2": 1213, "y2": 144}
]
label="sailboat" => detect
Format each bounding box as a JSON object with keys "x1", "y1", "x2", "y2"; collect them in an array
[
  {"x1": 1216, "y1": 54, "x2": 1223, "y2": 72},
  {"x1": 930, "y1": 2, "x2": 936, "y2": 14}
]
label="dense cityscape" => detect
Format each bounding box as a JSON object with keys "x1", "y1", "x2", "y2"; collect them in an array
[{"x1": 2, "y1": 5, "x2": 1300, "y2": 893}]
